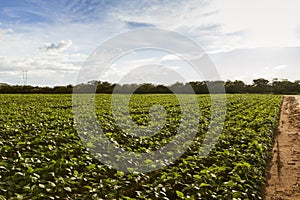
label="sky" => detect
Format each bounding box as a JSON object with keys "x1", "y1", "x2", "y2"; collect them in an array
[{"x1": 1, "y1": 0, "x2": 300, "y2": 86}]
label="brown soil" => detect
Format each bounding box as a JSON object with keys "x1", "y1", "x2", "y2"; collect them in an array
[{"x1": 265, "y1": 96, "x2": 300, "y2": 200}]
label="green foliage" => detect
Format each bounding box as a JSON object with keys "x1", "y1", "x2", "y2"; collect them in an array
[
  {"x1": 1, "y1": 78, "x2": 300, "y2": 94},
  {"x1": 0, "y1": 94, "x2": 282, "y2": 199}
]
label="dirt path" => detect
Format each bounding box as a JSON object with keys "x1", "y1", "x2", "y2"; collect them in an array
[{"x1": 265, "y1": 95, "x2": 300, "y2": 200}]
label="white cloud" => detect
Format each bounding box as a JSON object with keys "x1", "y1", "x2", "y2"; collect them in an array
[
  {"x1": 213, "y1": 0, "x2": 300, "y2": 49},
  {"x1": 41, "y1": 40, "x2": 73, "y2": 52},
  {"x1": 111, "y1": 0, "x2": 300, "y2": 52},
  {"x1": 113, "y1": 0, "x2": 214, "y2": 29},
  {"x1": 112, "y1": 0, "x2": 225, "y2": 52},
  {"x1": 161, "y1": 54, "x2": 181, "y2": 61},
  {"x1": 0, "y1": 28, "x2": 13, "y2": 37},
  {"x1": 1, "y1": 0, "x2": 300, "y2": 85},
  {"x1": 265, "y1": 65, "x2": 287, "y2": 71},
  {"x1": 211, "y1": 47, "x2": 300, "y2": 82},
  {"x1": 0, "y1": 51, "x2": 87, "y2": 85},
  {"x1": 0, "y1": 22, "x2": 93, "y2": 85}
]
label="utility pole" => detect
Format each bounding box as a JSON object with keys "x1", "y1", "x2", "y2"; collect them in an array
[{"x1": 22, "y1": 69, "x2": 28, "y2": 85}]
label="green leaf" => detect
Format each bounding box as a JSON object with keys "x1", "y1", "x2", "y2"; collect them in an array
[
  {"x1": 15, "y1": 193, "x2": 23, "y2": 200},
  {"x1": 116, "y1": 171, "x2": 124, "y2": 177},
  {"x1": 176, "y1": 190, "x2": 184, "y2": 199},
  {"x1": 199, "y1": 183, "x2": 210, "y2": 187},
  {"x1": 144, "y1": 159, "x2": 152, "y2": 164},
  {"x1": 64, "y1": 187, "x2": 72, "y2": 192},
  {"x1": 48, "y1": 181, "x2": 56, "y2": 187},
  {"x1": 86, "y1": 164, "x2": 96, "y2": 170},
  {"x1": 27, "y1": 166, "x2": 34, "y2": 173},
  {"x1": 0, "y1": 195, "x2": 6, "y2": 200},
  {"x1": 193, "y1": 174, "x2": 201, "y2": 179},
  {"x1": 84, "y1": 186, "x2": 93, "y2": 190}
]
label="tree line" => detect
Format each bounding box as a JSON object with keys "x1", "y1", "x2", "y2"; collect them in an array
[{"x1": 0, "y1": 78, "x2": 299, "y2": 94}]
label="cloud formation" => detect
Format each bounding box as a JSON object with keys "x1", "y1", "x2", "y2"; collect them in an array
[
  {"x1": 1, "y1": 0, "x2": 300, "y2": 85},
  {"x1": 41, "y1": 40, "x2": 73, "y2": 52}
]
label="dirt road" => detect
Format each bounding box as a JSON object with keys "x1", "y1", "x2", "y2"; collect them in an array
[{"x1": 265, "y1": 96, "x2": 300, "y2": 200}]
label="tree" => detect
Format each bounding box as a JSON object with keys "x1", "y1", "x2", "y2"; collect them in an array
[
  {"x1": 252, "y1": 78, "x2": 270, "y2": 93},
  {"x1": 225, "y1": 80, "x2": 245, "y2": 93}
]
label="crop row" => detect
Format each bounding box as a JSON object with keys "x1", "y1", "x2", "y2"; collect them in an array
[{"x1": 0, "y1": 94, "x2": 282, "y2": 199}]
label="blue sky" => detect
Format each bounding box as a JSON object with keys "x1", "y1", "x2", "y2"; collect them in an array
[{"x1": 1, "y1": 0, "x2": 300, "y2": 86}]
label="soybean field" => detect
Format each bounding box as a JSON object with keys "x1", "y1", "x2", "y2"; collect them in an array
[{"x1": 0, "y1": 94, "x2": 282, "y2": 199}]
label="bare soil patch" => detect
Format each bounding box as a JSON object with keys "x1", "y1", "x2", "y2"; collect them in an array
[{"x1": 265, "y1": 96, "x2": 300, "y2": 200}]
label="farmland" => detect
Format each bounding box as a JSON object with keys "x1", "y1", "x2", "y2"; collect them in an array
[{"x1": 0, "y1": 94, "x2": 282, "y2": 199}]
